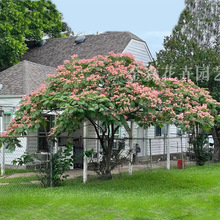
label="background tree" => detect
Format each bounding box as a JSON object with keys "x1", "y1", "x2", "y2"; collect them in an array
[
  {"x1": 154, "y1": 0, "x2": 220, "y2": 161},
  {"x1": 0, "y1": 0, "x2": 73, "y2": 71}
]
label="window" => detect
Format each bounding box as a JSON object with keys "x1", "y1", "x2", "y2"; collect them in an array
[
  {"x1": 155, "y1": 125, "x2": 162, "y2": 137},
  {"x1": 3, "y1": 112, "x2": 12, "y2": 131},
  {"x1": 38, "y1": 115, "x2": 54, "y2": 152},
  {"x1": 155, "y1": 125, "x2": 168, "y2": 137},
  {"x1": 114, "y1": 126, "x2": 121, "y2": 138}
]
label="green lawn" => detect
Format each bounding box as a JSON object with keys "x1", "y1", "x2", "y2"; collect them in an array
[{"x1": 1, "y1": 164, "x2": 220, "y2": 220}]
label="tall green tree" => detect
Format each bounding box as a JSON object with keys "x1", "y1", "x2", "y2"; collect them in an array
[
  {"x1": 155, "y1": 0, "x2": 220, "y2": 161},
  {"x1": 0, "y1": 0, "x2": 73, "y2": 71}
]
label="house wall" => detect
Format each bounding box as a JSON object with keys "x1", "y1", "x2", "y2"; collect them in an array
[
  {"x1": 2, "y1": 137, "x2": 27, "y2": 166},
  {"x1": 85, "y1": 122, "x2": 98, "y2": 151},
  {"x1": 133, "y1": 125, "x2": 189, "y2": 158},
  {"x1": 27, "y1": 131, "x2": 38, "y2": 154},
  {"x1": 0, "y1": 96, "x2": 28, "y2": 166},
  {"x1": 84, "y1": 122, "x2": 189, "y2": 159},
  {"x1": 122, "y1": 39, "x2": 153, "y2": 66},
  {"x1": 0, "y1": 96, "x2": 21, "y2": 108}
]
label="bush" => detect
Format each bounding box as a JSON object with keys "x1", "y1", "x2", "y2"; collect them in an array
[
  {"x1": 192, "y1": 134, "x2": 213, "y2": 166},
  {"x1": 13, "y1": 142, "x2": 74, "y2": 187}
]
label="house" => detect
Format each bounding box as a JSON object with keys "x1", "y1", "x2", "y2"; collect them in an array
[{"x1": 0, "y1": 31, "x2": 188, "y2": 167}]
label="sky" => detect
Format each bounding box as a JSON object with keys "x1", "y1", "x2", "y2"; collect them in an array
[{"x1": 51, "y1": 0, "x2": 185, "y2": 58}]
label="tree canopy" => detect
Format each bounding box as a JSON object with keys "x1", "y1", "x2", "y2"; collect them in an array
[
  {"x1": 1, "y1": 53, "x2": 219, "y2": 176},
  {"x1": 0, "y1": 0, "x2": 72, "y2": 71},
  {"x1": 2, "y1": 53, "x2": 218, "y2": 136}
]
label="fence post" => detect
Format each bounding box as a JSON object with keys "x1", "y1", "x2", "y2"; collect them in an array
[
  {"x1": 1, "y1": 144, "x2": 5, "y2": 176},
  {"x1": 149, "y1": 138, "x2": 152, "y2": 170},
  {"x1": 181, "y1": 136, "x2": 184, "y2": 169},
  {"x1": 163, "y1": 134, "x2": 166, "y2": 160},
  {"x1": 129, "y1": 121, "x2": 134, "y2": 175},
  {"x1": 54, "y1": 137, "x2": 58, "y2": 154},
  {"x1": 83, "y1": 121, "x2": 88, "y2": 183},
  {"x1": 166, "y1": 125, "x2": 170, "y2": 170},
  {"x1": 0, "y1": 115, "x2": 5, "y2": 176},
  {"x1": 50, "y1": 141, "x2": 53, "y2": 187},
  {"x1": 144, "y1": 129, "x2": 148, "y2": 157}
]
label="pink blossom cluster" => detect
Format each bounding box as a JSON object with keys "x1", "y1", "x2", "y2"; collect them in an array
[{"x1": 2, "y1": 53, "x2": 219, "y2": 138}]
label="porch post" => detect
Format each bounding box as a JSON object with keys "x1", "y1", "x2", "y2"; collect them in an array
[
  {"x1": 83, "y1": 121, "x2": 88, "y2": 183},
  {"x1": 54, "y1": 115, "x2": 58, "y2": 154},
  {"x1": 96, "y1": 121, "x2": 100, "y2": 163}
]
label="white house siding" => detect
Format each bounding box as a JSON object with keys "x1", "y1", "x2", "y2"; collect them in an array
[
  {"x1": 135, "y1": 125, "x2": 189, "y2": 158},
  {"x1": 27, "y1": 131, "x2": 38, "y2": 154},
  {"x1": 0, "y1": 96, "x2": 190, "y2": 166},
  {"x1": 119, "y1": 124, "x2": 189, "y2": 159},
  {"x1": 85, "y1": 122, "x2": 97, "y2": 151},
  {"x1": 0, "y1": 96, "x2": 21, "y2": 108},
  {"x1": 122, "y1": 39, "x2": 153, "y2": 66},
  {"x1": 0, "y1": 96, "x2": 27, "y2": 166},
  {"x1": 2, "y1": 137, "x2": 27, "y2": 166}
]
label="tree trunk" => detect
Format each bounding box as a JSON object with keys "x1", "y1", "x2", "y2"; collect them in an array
[
  {"x1": 102, "y1": 126, "x2": 114, "y2": 180},
  {"x1": 212, "y1": 126, "x2": 220, "y2": 162},
  {"x1": 122, "y1": 120, "x2": 133, "y2": 175},
  {"x1": 103, "y1": 151, "x2": 112, "y2": 179}
]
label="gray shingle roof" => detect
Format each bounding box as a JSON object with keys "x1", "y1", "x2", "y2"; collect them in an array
[
  {"x1": 0, "y1": 31, "x2": 147, "y2": 96},
  {"x1": 21, "y1": 31, "x2": 146, "y2": 67},
  {"x1": 0, "y1": 60, "x2": 56, "y2": 95}
]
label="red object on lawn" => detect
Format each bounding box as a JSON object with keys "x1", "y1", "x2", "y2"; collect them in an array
[{"x1": 177, "y1": 159, "x2": 185, "y2": 169}]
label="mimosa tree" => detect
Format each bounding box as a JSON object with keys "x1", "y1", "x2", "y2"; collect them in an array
[{"x1": 1, "y1": 53, "x2": 219, "y2": 178}]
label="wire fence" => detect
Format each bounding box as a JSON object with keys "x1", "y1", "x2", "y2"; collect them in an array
[{"x1": 0, "y1": 135, "x2": 213, "y2": 190}]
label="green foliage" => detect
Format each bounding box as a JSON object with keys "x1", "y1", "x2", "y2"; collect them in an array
[
  {"x1": 0, "y1": 136, "x2": 22, "y2": 151},
  {"x1": 0, "y1": 0, "x2": 72, "y2": 70},
  {"x1": 12, "y1": 152, "x2": 38, "y2": 166},
  {"x1": 12, "y1": 143, "x2": 74, "y2": 187},
  {"x1": 154, "y1": 0, "x2": 220, "y2": 161},
  {"x1": 2, "y1": 53, "x2": 218, "y2": 178},
  {"x1": 155, "y1": 0, "x2": 220, "y2": 102},
  {"x1": 38, "y1": 145, "x2": 73, "y2": 187},
  {"x1": 89, "y1": 140, "x2": 128, "y2": 178},
  {"x1": 192, "y1": 133, "x2": 213, "y2": 166},
  {"x1": 84, "y1": 148, "x2": 94, "y2": 158}
]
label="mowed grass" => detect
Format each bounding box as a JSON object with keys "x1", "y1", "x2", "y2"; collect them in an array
[{"x1": 1, "y1": 164, "x2": 220, "y2": 219}]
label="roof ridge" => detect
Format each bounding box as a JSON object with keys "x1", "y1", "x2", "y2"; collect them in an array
[
  {"x1": 23, "y1": 60, "x2": 56, "y2": 70},
  {"x1": 22, "y1": 60, "x2": 29, "y2": 94},
  {"x1": 0, "y1": 60, "x2": 24, "y2": 74},
  {"x1": 45, "y1": 31, "x2": 145, "y2": 41}
]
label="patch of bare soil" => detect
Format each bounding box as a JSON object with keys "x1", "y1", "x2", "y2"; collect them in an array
[
  {"x1": 0, "y1": 183, "x2": 9, "y2": 185},
  {"x1": 0, "y1": 172, "x2": 36, "y2": 179}
]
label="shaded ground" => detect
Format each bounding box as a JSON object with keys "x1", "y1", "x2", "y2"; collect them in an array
[{"x1": 0, "y1": 160, "x2": 195, "y2": 182}]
